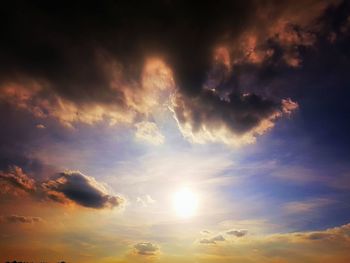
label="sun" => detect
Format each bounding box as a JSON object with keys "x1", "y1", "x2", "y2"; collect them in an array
[{"x1": 173, "y1": 187, "x2": 198, "y2": 218}]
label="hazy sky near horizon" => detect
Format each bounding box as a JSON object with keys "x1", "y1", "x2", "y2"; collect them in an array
[{"x1": 1, "y1": 1, "x2": 350, "y2": 262}]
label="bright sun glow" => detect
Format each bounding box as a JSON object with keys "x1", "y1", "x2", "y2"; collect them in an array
[{"x1": 173, "y1": 187, "x2": 198, "y2": 218}]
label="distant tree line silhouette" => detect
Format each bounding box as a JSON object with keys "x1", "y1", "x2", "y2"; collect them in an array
[{"x1": 5, "y1": 261, "x2": 66, "y2": 263}]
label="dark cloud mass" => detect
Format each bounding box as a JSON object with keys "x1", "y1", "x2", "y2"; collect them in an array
[
  {"x1": 42, "y1": 171, "x2": 124, "y2": 209},
  {"x1": 0, "y1": 166, "x2": 124, "y2": 209},
  {"x1": 0, "y1": 0, "x2": 340, "y2": 145},
  {"x1": 0, "y1": 1, "x2": 254, "y2": 96},
  {"x1": 0, "y1": 0, "x2": 348, "y2": 148},
  {"x1": 172, "y1": 90, "x2": 298, "y2": 145}
]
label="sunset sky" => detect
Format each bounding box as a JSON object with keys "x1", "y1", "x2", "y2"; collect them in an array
[{"x1": 1, "y1": 1, "x2": 350, "y2": 262}]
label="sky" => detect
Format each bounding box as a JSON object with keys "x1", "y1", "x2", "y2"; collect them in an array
[{"x1": 0, "y1": 1, "x2": 350, "y2": 262}]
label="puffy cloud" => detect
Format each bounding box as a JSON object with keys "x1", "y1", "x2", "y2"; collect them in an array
[
  {"x1": 0, "y1": 166, "x2": 124, "y2": 210},
  {"x1": 134, "y1": 242, "x2": 159, "y2": 256},
  {"x1": 226, "y1": 229, "x2": 248, "y2": 237},
  {"x1": 199, "y1": 229, "x2": 248, "y2": 245},
  {"x1": 171, "y1": 90, "x2": 298, "y2": 146},
  {"x1": 0, "y1": 214, "x2": 42, "y2": 224},
  {"x1": 42, "y1": 171, "x2": 124, "y2": 209}
]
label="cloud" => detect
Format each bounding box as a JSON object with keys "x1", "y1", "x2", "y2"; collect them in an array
[
  {"x1": 36, "y1": 124, "x2": 46, "y2": 129},
  {"x1": 196, "y1": 223, "x2": 350, "y2": 262},
  {"x1": 0, "y1": 80, "x2": 135, "y2": 128},
  {"x1": 0, "y1": 56, "x2": 174, "y2": 129},
  {"x1": 200, "y1": 235, "x2": 226, "y2": 244},
  {"x1": 134, "y1": 121, "x2": 165, "y2": 145},
  {"x1": 283, "y1": 198, "x2": 334, "y2": 214},
  {"x1": 200, "y1": 230, "x2": 211, "y2": 235},
  {"x1": 199, "y1": 229, "x2": 248, "y2": 245},
  {"x1": 230, "y1": 0, "x2": 341, "y2": 68},
  {"x1": 171, "y1": 90, "x2": 298, "y2": 146},
  {"x1": 268, "y1": 223, "x2": 350, "y2": 244},
  {"x1": 42, "y1": 171, "x2": 124, "y2": 209},
  {"x1": 0, "y1": 214, "x2": 43, "y2": 224},
  {"x1": 136, "y1": 195, "x2": 155, "y2": 207},
  {"x1": 226, "y1": 229, "x2": 248, "y2": 237},
  {"x1": 0, "y1": 165, "x2": 36, "y2": 193},
  {"x1": 0, "y1": 166, "x2": 124, "y2": 209},
  {"x1": 0, "y1": 0, "x2": 347, "y2": 150},
  {"x1": 134, "y1": 242, "x2": 159, "y2": 256}
]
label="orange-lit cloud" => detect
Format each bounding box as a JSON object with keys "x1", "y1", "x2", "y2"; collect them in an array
[
  {"x1": 0, "y1": 165, "x2": 36, "y2": 193},
  {"x1": 224, "y1": 0, "x2": 342, "y2": 68},
  {"x1": 0, "y1": 56, "x2": 174, "y2": 130},
  {"x1": 42, "y1": 171, "x2": 124, "y2": 209},
  {"x1": 0, "y1": 166, "x2": 124, "y2": 210},
  {"x1": 0, "y1": 80, "x2": 134, "y2": 128},
  {"x1": 196, "y1": 223, "x2": 350, "y2": 263}
]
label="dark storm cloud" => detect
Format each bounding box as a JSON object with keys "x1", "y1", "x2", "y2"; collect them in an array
[
  {"x1": 1, "y1": 0, "x2": 338, "y2": 94},
  {"x1": 0, "y1": 0, "x2": 254, "y2": 102},
  {"x1": 134, "y1": 242, "x2": 159, "y2": 256},
  {"x1": 42, "y1": 171, "x2": 124, "y2": 209},
  {"x1": 0, "y1": 165, "x2": 124, "y2": 209},
  {"x1": 0, "y1": 0, "x2": 346, "y2": 145},
  {"x1": 175, "y1": 91, "x2": 280, "y2": 134},
  {"x1": 0, "y1": 214, "x2": 43, "y2": 224},
  {"x1": 172, "y1": 90, "x2": 298, "y2": 145}
]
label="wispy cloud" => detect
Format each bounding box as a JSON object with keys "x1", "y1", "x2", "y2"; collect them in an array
[
  {"x1": 283, "y1": 198, "x2": 335, "y2": 215},
  {"x1": 196, "y1": 223, "x2": 350, "y2": 262},
  {"x1": 134, "y1": 121, "x2": 165, "y2": 145},
  {"x1": 0, "y1": 214, "x2": 43, "y2": 224}
]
